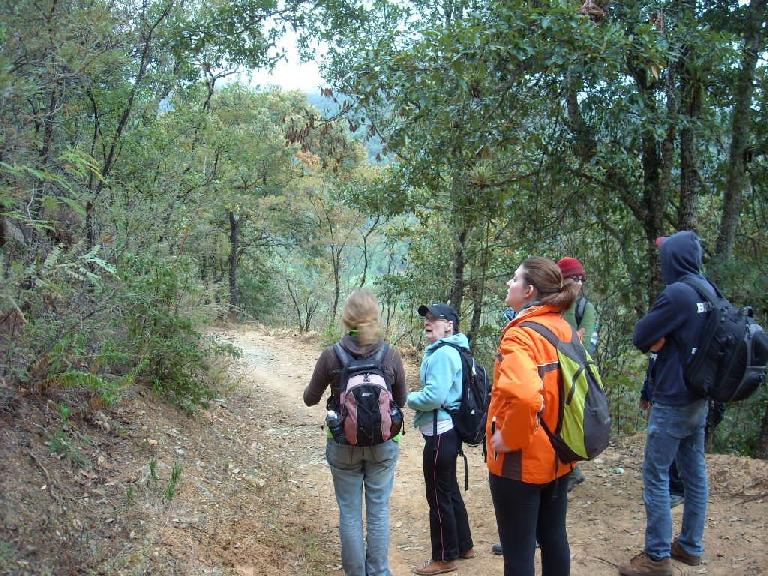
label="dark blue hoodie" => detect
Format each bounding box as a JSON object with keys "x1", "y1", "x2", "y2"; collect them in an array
[{"x1": 634, "y1": 231, "x2": 715, "y2": 405}]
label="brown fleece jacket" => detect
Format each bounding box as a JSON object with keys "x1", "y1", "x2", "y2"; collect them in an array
[{"x1": 303, "y1": 335, "x2": 407, "y2": 408}]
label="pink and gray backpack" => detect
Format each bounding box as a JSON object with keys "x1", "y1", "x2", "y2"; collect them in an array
[{"x1": 333, "y1": 343, "x2": 403, "y2": 446}]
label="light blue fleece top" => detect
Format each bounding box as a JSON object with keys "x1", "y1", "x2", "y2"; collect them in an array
[{"x1": 407, "y1": 333, "x2": 468, "y2": 429}]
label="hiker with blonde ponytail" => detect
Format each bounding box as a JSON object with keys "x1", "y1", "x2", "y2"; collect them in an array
[
  {"x1": 487, "y1": 257, "x2": 580, "y2": 576},
  {"x1": 303, "y1": 289, "x2": 406, "y2": 576}
]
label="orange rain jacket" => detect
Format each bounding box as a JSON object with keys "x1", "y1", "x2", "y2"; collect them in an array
[{"x1": 485, "y1": 304, "x2": 576, "y2": 485}]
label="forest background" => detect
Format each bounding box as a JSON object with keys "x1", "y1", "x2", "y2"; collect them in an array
[{"x1": 1, "y1": 0, "x2": 767, "y2": 464}]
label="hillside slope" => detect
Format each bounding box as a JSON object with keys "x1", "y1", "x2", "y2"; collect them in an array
[{"x1": 1, "y1": 325, "x2": 767, "y2": 575}]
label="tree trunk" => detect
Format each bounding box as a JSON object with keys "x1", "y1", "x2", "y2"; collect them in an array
[
  {"x1": 449, "y1": 226, "x2": 468, "y2": 313},
  {"x1": 330, "y1": 246, "x2": 342, "y2": 326},
  {"x1": 565, "y1": 70, "x2": 667, "y2": 313},
  {"x1": 468, "y1": 224, "x2": 491, "y2": 350},
  {"x1": 659, "y1": 58, "x2": 676, "y2": 228},
  {"x1": 640, "y1": 127, "x2": 666, "y2": 304},
  {"x1": 85, "y1": 200, "x2": 97, "y2": 249},
  {"x1": 448, "y1": 172, "x2": 469, "y2": 313},
  {"x1": 383, "y1": 253, "x2": 397, "y2": 334},
  {"x1": 304, "y1": 299, "x2": 318, "y2": 333},
  {"x1": 358, "y1": 216, "x2": 380, "y2": 288},
  {"x1": 228, "y1": 210, "x2": 240, "y2": 314},
  {"x1": 678, "y1": 1, "x2": 703, "y2": 232},
  {"x1": 755, "y1": 400, "x2": 768, "y2": 460},
  {"x1": 285, "y1": 278, "x2": 304, "y2": 332},
  {"x1": 85, "y1": 1, "x2": 173, "y2": 248},
  {"x1": 714, "y1": 0, "x2": 766, "y2": 263}
]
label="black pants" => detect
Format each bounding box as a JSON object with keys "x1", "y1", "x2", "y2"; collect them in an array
[
  {"x1": 489, "y1": 472, "x2": 570, "y2": 576},
  {"x1": 422, "y1": 428, "x2": 473, "y2": 561}
]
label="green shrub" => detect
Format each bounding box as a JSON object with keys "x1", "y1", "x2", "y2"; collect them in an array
[
  {"x1": 236, "y1": 258, "x2": 283, "y2": 321},
  {"x1": 164, "y1": 462, "x2": 183, "y2": 502},
  {"x1": 117, "y1": 253, "x2": 236, "y2": 411},
  {"x1": 47, "y1": 429, "x2": 89, "y2": 468},
  {"x1": 4, "y1": 245, "x2": 236, "y2": 413},
  {"x1": 709, "y1": 387, "x2": 768, "y2": 456}
]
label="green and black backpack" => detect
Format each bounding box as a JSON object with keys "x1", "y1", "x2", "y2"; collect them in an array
[{"x1": 521, "y1": 321, "x2": 611, "y2": 463}]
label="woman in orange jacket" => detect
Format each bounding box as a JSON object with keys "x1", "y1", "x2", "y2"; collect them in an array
[{"x1": 487, "y1": 256, "x2": 581, "y2": 576}]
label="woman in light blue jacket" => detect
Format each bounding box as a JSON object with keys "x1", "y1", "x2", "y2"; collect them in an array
[{"x1": 408, "y1": 303, "x2": 475, "y2": 575}]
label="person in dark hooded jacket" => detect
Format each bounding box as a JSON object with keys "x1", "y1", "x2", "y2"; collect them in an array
[{"x1": 619, "y1": 231, "x2": 711, "y2": 576}]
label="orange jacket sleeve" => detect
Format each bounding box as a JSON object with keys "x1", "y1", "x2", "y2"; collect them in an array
[{"x1": 492, "y1": 328, "x2": 545, "y2": 452}]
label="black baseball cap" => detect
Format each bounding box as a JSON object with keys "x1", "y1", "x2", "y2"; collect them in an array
[{"x1": 418, "y1": 303, "x2": 459, "y2": 329}]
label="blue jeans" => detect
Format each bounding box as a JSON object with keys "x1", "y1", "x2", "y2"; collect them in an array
[
  {"x1": 643, "y1": 401, "x2": 708, "y2": 560},
  {"x1": 326, "y1": 439, "x2": 399, "y2": 576}
]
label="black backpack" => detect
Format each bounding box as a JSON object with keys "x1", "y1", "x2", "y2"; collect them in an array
[
  {"x1": 434, "y1": 342, "x2": 491, "y2": 445},
  {"x1": 681, "y1": 277, "x2": 768, "y2": 402},
  {"x1": 333, "y1": 343, "x2": 404, "y2": 446},
  {"x1": 431, "y1": 342, "x2": 491, "y2": 490}
]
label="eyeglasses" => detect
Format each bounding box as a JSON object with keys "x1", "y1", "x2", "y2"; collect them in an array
[{"x1": 569, "y1": 276, "x2": 585, "y2": 284}]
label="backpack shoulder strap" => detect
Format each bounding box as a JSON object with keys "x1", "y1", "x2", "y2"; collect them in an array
[
  {"x1": 522, "y1": 320, "x2": 592, "y2": 367},
  {"x1": 333, "y1": 343, "x2": 353, "y2": 367},
  {"x1": 680, "y1": 276, "x2": 721, "y2": 304},
  {"x1": 434, "y1": 341, "x2": 461, "y2": 353},
  {"x1": 679, "y1": 276, "x2": 723, "y2": 366},
  {"x1": 518, "y1": 322, "x2": 562, "y2": 447},
  {"x1": 371, "y1": 342, "x2": 389, "y2": 364},
  {"x1": 432, "y1": 341, "x2": 468, "y2": 366},
  {"x1": 575, "y1": 296, "x2": 588, "y2": 327},
  {"x1": 335, "y1": 342, "x2": 388, "y2": 366},
  {"x1": 334, "y1": 344, "x2": 352, "y2": 391},
  {"x1": 520, "y1": 320, "x2": 561, "y2": 349}
]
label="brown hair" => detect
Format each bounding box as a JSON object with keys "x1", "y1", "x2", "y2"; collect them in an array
[
  {"x1": 521, "y1": 257, "x2": 580, "y2": 312},
  {"x1": 341, "y1": 289, "x2": 381, "y2": 346}
]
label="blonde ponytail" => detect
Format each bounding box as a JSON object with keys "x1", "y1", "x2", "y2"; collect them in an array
[{"x1": 341, "y1": 289, "x2": 381, "y2": 346}]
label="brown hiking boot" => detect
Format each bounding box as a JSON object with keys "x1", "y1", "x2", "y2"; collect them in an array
[
  {"x1": 413, "y1": 559, "x2": 458, "y2": 575},
  {"x1": 618, "y1": 552, "x2": 673, "y2": 576},
  {"x1": 671, "y1": 539, "x2": 701, "y2": 566},
  {"x1": 459, "y1": 547, "x2": 476, "y2": 559}
]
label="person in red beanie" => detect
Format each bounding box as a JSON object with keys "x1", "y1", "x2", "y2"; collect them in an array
[
  {"x1": 556, "y1": 257, "x2": 598, "y2": 355},
  {"x1": 558, "y1": 257, "x2": 598, "y2": 492}
]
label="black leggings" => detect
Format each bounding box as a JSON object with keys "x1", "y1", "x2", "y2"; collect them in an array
[
  {"x1": 489, "y1": 472, "x2": 570, "y2": 576},
  {"x1": 422, "y1": 428, "x2": 473, "y2": 561}
]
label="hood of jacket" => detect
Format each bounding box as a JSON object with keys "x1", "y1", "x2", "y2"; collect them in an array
[
  {"x1": 407, "y1": 332, "x2": 469, "y2": 429},
  {"x1": 338, "y1": 334, "x2": 382, "y2": 357},
  {"x1": 660, "y1": 231, "x2": 703, "y2": 285},
  {"x1": 425, "y1": 332, "x2": 470, "y2": 352}
]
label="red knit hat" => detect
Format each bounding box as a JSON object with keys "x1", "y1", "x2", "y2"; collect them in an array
[{"x1": 557, "y1": 257, "x2": 586, "y2": 280}]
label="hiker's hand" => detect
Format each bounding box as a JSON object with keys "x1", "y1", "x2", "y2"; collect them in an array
[
  {"x1": 492, "y1": 430, "x2": 510, "y2": 453},
  {"x1": 576, "y1": 327, "x2": 585, "y2": 341},
  {"x1": 649, "y1": 337, "x2": 666, "y2": 352},
  {"x1": 639, "y1": 398, "x2": 650, "y2": 411}
]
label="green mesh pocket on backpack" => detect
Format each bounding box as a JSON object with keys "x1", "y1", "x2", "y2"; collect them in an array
[{"x1": 521, "y1": 322, "x2": 611, "y2": 463}]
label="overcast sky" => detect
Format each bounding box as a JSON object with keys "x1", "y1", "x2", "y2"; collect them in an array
[{"x1": 246, "y1": 31, "x2": 325, "y2": 93}]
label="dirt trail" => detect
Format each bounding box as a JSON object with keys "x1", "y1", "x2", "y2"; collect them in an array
[
  {"x1": 4, "y1": 324, "x2": 768, "y2": 575},
  {"x1": 220, "y1": 326, "x2": 768, "y2": 576}
]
